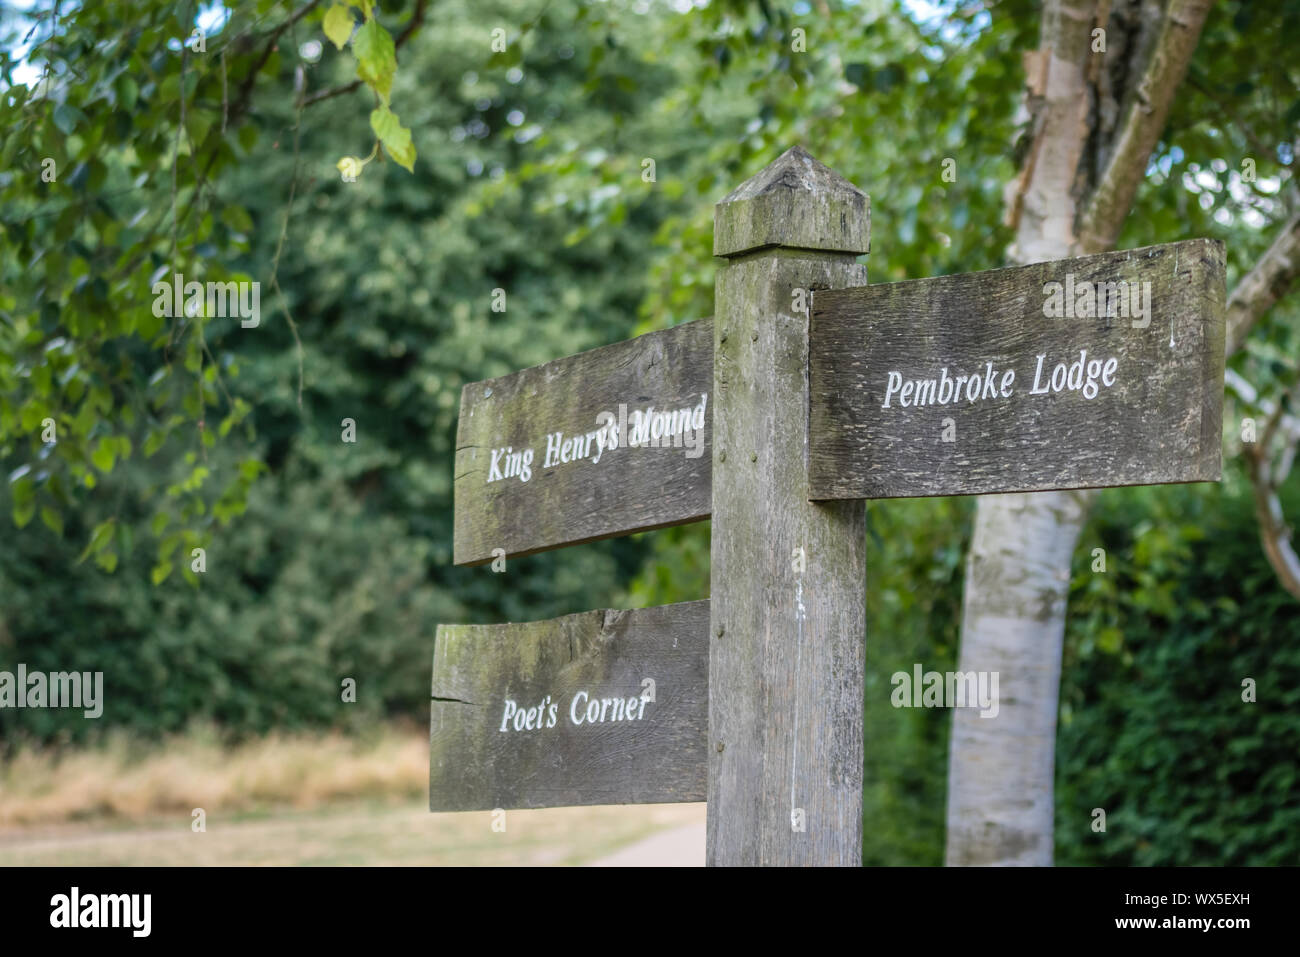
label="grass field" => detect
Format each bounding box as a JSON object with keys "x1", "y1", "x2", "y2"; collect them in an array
[
  {"x1": 0, "y1": 725, "x2": 428, "y2": 827},
  {"x1": 0, "y1": 725, "x2": 705, "y2": 865},
  {"x1": 0, "y1": 800, "x2": 705, "y2": 866}
]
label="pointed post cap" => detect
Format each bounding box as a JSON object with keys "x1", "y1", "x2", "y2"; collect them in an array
[{"x1": 713, "y1": 145, "x2": 870, "y2": 258}]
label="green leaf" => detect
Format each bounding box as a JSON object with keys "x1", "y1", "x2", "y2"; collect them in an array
[
  {"x1": 354, "y1": 17, "x2": 396, "y2": 103},
  {"x1": 151, "y1": 561, "x2": 173, "y2": 586},
  {"x1": 40, "y1": 506, "x2": 64, "y2": 537},
  {"x1": 12, "y1": 476, "x2": 35, "y2": 528},
  {"x1": 0, "y1": 129, "x2": 19, "y2": 169},
  {"x1": 323, "y1": 4, "x2": 354, "y2": 50},
  {"x1": 1097, "y1": 626, "x2": 1124, "y2": 654},
  {"x1": 53, "y1": 103, "x2": 84, "y2": 134},
  {"x1": 114, "y1": 74, "x2": 138, "y2": 111},
  {"x1": 159, "y1": 533, "x2": 180, "y2": 561},
  {"x1": 20, "y1": 402, "x2": 45, "y2": 432},
  {"x1": 77, "y1": 518, "x2": 116, "y2": 563},
  {"x1": 91, "y1": 436, "x2": 117, "y2": 472},
  {"x1": 369, "y1": 105, "x2": 415, "y2": 172},
  {"x1": 222, "y1": 205, "x2": 253, "y2": 233}
]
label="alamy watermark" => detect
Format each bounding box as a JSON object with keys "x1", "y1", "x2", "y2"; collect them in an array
[
  {"x1": 50, "y1": 887, "x2": 150, "y2": 937},
  {"x1": 596, "y1": 394, "x2": 708, "y2": 459},
  {"x1": 891, "y1": 665, "x2": 999, "y2": 718},
  {"x1": 1042, "y1": 274, "x2": 1152, "y2": 328},
  {"x1": 152, "y1": 272, "x2": 261, "y2": 328},
  {"x1": 0, "y1": 664, "x2": 102, "y2": 718}
]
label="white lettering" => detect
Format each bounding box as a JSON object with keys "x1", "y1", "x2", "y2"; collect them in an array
[
  {"x1": 1030, "y1": 354, "x2": 1050, "y2": 394},
  {"x1": 882, "y1": 371, "x2": 903, "y2": 409}
]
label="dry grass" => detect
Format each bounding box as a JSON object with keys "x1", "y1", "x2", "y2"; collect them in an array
[
  {"x1": 0, "y1": 724, "x2": 428, "y2": 829},
  {"x1": 0, "y1": 801, "x2": 706, "y2": 866},
  {"x1": 0, "y1": 725, "x2": 707, "y2": 866}
]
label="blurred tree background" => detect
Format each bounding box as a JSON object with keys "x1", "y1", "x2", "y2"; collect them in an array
[{"x1": 1, "y1": 0, "x2": 1296, "y2": 864}]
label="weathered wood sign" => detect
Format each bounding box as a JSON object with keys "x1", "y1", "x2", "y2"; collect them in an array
[
  {"x1": 453, "y1": 318, "x2": 713, "y2": 565},
  {"x1": 434, "y1": 145, "x2": 1228, "y2": 867},
  {"x1": 430, "y1": 600, "x2": 708, "y2": 811},
  {"x1": 808, "y1": 239, "x2": 1226, "y2": 500}
]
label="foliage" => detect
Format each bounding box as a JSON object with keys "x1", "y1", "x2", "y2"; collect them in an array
[
  {"x1": 1056, "y1": 476, "x2": 1300, "y2": 865},
  {"x1": 0, "y1": 452, "x2": 450, "y2": 745},
  {"x1": 324, "y1": 0, "x2": 417, "y2": 174},
  {"x1": 851, "y1": 465, "x2": 1300, "y2": 866},
  {"x1": 2, "y1": 0, "x2": 326, "y2": 578},
  {"x1": 860, "y1": 496, "x2": 972, "y2": 866},
  {"x1": 0, "y1": 0, "x2": 694, "y2": 742}
]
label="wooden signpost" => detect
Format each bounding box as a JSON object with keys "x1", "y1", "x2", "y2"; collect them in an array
[
  {"x1": 431, "y1": 602, "x2": 708, "y2": 810},
  {"x1": 432, "y1": 146, "x2": 1226, "y2": 866},
  {"x1": 809, "y1": 240, "x2": 1225, "y2": 500},
  {"x1": 453, "y1": 318, "x2": 712, "y2": 565}
]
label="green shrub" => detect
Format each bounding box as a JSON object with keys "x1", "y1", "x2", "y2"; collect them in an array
[{"x1": 1056, "y1": 477, "x2": 1300, "y2": 865}]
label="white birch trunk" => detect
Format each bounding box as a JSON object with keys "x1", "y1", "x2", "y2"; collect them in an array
[
  {"x1": 945, "y1": 0, "x2": 1097, "y2": 867},
  {"x1": 944, "y1": 0, "x2": 1215, "y2": 865},
  {"x1": 944, "y1": 489, "x2": 1089, "y2": 865}
]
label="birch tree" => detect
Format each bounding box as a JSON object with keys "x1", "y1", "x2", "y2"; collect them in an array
[{"x1": 947, "y1": 0, "x2": 1300, "y2": 865}]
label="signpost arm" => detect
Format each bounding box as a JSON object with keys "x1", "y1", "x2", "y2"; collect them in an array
[{"x1": 707, "y1": 146, "x2": 870, "y2": 866}]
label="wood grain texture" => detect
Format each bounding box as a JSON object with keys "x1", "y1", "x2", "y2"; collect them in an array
[
  {"x1": 714, "y1": 145, "x2": 870, "y2": 258},
  {"x1": 809, "y1": 239, "x2": 1226, "y2": 500},
  {"x1": 453, "y1": 319, "x2": 712, "y2": 565},
  {"x1": 429, "y1": 601, "x2": 708, "y2": 811},
  {"x1": 707, "y1": 148, "x2": 869, "y2": 866}
]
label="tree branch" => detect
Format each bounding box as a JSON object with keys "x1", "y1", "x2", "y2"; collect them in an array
[
  {"x1": 1075, "y1": 0, "x2": 1216, "y2": 254},
  {"x1": 301, "y1": 77, "x2": 361, "y2": 108},
  {"x1": 228, "y1": 0, "x2": 323, "y2": 124},
  {"x1": 1186, "y1": 75, "x2": 1283, "y2": 175},
  {"x1": 1228, "y1": 368, "x2": 1300, "y2": 601},
  {"x1": 1225, "y1": 209, "x2": 1300, "y2": 355},
  {"x1": 1248, "y1": 448, "x2": 1300, "y2": 600}
]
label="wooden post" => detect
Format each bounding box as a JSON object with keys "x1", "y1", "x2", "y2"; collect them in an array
[{"x1": 707, "y1": 146, "x2": 870, "y2": 865}]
